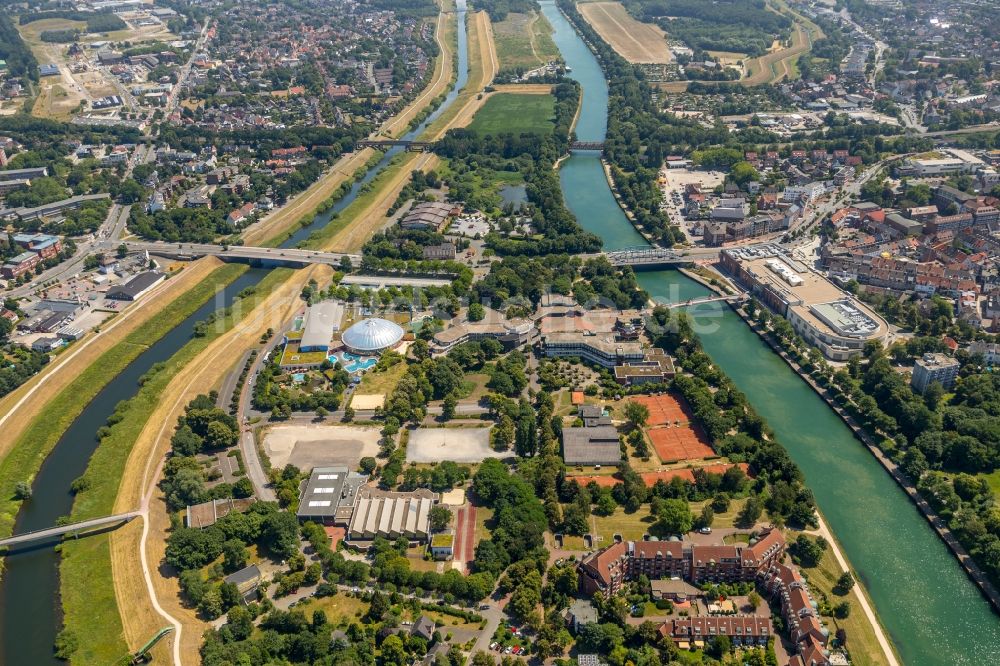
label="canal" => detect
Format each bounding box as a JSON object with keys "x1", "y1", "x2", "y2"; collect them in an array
[
  {"x1": 539, "y1": 0, "x2": 1000, "y2": 664},
  {"x1": 0, "y1": 2, "x2": 471, "y2": 662}
]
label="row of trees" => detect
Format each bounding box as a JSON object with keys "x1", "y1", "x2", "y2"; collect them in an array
[{"x1": 749, "y1": 299, "x2": 1000, "y2": 585}]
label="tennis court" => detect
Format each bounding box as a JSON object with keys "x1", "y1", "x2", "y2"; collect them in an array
[
  {"x1": 629, "y1": 393, "x2": 692, "y2": 426},
  {"x1": 647, "y1": 424, "x2": 714, "y2": 462}
]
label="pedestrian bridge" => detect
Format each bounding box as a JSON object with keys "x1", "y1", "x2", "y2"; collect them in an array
[{"x1": 0, "y1": 511, "x2": 140, "y2": 549}]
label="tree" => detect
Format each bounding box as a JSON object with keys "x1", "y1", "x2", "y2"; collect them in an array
[
  {"x1": 360, "y1": 456, "x2": 378, "y2": 475},
  {"x1": 343, "y1": 405, "x2": 355, "y2": 422},
  {"x1": 315, "y1": 406, "x2": 328, "y2": 420},
  {"x1": 708, "y1": 634, "x2": 732, "y2": 659},
  {"x1": 233, "y1": 476, "x2": 253, "y2": 498},
  {"x1": 116, "y1": 243, "x2": 128, "y2": 258},
  {"x1": 834, "y1": 601, "x2": 851, "y2": 618},
  {"x1": 442, "y1": 393, "x2": 457, "y2": 421},
  {"x1": 654, "y1": 499, "x2": 694, "y2": 535},
  {"x1": 791, "y1": 535, "x2": 824, "y2": 568},
  {"x1": 261, "y1": 511, "x2": 300, "y2": 559},
  {"x1": 205, "y1": 421, "x2": 237, "y2": 449},
  {"x1": 222, "y1": 539, "x2": 248, "y2": 572},
  {"x1": 623, "y1": 400, "x2": 650, "y2": 429},
  {"x1": 737, "y1": 496, "x2": 763, "y2": 527},
  {"x1": 14, "y1": 481, "x2": 31, "y2": 500},
  {"x1": 429, "y1": 505, "x2": 452, "y2": 531},
  {"x1": 468, "y1": 302, "x2": 485, "y2": 322},
  {"x1": 835, "y1": 571, "x2": 855, "y2": 595},
  {"x1": 697, "y1": 504, "x2": 715, "y2": 529},
  {"x1": 748, "y1": 590, "x2": 761, "y2": 609}
]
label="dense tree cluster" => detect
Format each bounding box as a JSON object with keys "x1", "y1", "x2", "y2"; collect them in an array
[
  {"x1": 160, "y1": 394, "x2": 249, "y2": 511},
  {"x1": 252, "y1": 358, "x2": 351, "y2": 416},
  {"x1": 633, "y1": 0, "x2": 791, "y2": 56}
]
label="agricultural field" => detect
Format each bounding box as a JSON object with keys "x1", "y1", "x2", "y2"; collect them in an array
[
  {"x1": 492, "y1": 10, "x2": 559, "y2": 71},
  {"x1": 579, "y1": 1, "x2": 672, "y2": 64},
  {"x1": 466, "y1": 92, "x2": 555, "y2": 135}
]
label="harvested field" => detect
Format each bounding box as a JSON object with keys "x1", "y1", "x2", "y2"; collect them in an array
[
  {"x1": 579, "y1": 2, "x2": 672, "y2": 64},
  {"x1": 647, "y1": 425, "x2": 714, "y2": 462}
]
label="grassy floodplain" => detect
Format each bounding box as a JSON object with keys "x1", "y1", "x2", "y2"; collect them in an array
[
  {"x1": 59, "y1": 267, "x2": 293, "y2": 665},
  {"x1": 0, "y1": 263, "x2": 249, "y2": 552}
]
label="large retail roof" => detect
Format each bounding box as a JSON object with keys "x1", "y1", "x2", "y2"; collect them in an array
[{"x1": 341, "y1": 317, "x2": 404, "y2": 352}]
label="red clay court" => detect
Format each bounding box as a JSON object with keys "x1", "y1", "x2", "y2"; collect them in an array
[
  {"x1": 629, "y1": 393, "x2": 693, "y2": 426},
  {"x1": 647, "y1": 425, "x2": 714, "y2": 462},
  {"x1": 453, "y1": 504, "x2": 477, "y2": 573}
]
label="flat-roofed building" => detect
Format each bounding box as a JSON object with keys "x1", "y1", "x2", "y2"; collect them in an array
[
  {"x1": 296, "y1": 466, "x2": 368, "y2": 525},
  {"x1": 299, "y1": 300, "x2": 343, "y2": 352},
  {"x1": 542, "y1": 332, "x2": 644, "y2": 368},
  {"x1": 911, "y1": 353, "x2": 960, "y2": 393},
  {"x1": 562, "y1": 425, "x2": 621, "y2": 466},
  {"x1": 721, "y1": 245, "x2": 888, "y2": 360},
  {"x1": 431, "y1": 314, "x2": 535, "y2": 354},
  {"x1": 106, "y1": 271, "x2": 165, "y2": 301}
]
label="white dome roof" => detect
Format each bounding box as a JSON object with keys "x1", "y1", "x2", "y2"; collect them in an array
[{"x1": 342, "y1": 317, "x2": 404, "y2": 352}]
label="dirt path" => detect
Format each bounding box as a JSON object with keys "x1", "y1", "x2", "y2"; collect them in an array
[
  {"x1": 812, "y1": 515, "x2": 901, "y2": 666},
  {"x1": 0, "y1": 258, "x2": 222, "y2": 455},
  {"x1": 112, "y1": 264, "x2": 330, "y2": 664}
]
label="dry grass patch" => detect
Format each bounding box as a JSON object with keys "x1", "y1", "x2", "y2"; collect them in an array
[{"x1": 579, "y1": 2, "x2": 672, "y2": 64}]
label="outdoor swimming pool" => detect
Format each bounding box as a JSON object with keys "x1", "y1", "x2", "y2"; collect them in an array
[{"x1": 331, "y1": 351, "x2": 377, "y2": 374}]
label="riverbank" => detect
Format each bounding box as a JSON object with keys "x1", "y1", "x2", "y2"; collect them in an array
[
  {"x1": 80, "y1": 3, "x2": 482, "y2": 662},
  {"x1": 730, "y1": 300, "x2": 1000, "y2": 617},
  {"x1": 0, "y1": 260, "x2": 244, "y2": 557}
]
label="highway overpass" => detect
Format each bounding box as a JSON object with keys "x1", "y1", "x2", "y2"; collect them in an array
[{"x1": 129, "y1": 241, "x2": 363, "y2": 269}]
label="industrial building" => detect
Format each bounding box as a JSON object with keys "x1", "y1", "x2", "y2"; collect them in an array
[
  {"x1": 721, "y1": 245, "x2": 888, "y2": 360},
  {"x1": 347, "y1": 491, "x2": 435, "y2": 543},
  {"x1": 106, "y1": 271, "x2": 165, "y2": 301}
]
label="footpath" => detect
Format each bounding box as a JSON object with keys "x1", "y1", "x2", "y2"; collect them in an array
[{"x1": 731, "y1": 303, "x2": 1000, "y2": 617}]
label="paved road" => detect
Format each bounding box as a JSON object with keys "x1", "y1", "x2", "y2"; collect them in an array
[{"x1": 216, "y1": 349, "x2": 253, "y2": 411}]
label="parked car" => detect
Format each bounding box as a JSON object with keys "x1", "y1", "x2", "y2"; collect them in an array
[{"x1": 698, "y1": 526, "x2": 712, "y2": 534}]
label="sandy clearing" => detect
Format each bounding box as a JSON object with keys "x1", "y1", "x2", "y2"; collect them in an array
[
  {"x1": 262, "y1": 424, "x2": 382, "y2": 470},
  {"x1": 0, "y1": 258, "x2": 222, "y2": 457},
  {"x1": 406, "y1": 427, "x2": 500, "y2": 463},
  {"x1": 350, "y1": 393, "x2": 386, "y2": 410},
  {"x1": 579, "y1": 2, "x2": 672, "y2": 64}
]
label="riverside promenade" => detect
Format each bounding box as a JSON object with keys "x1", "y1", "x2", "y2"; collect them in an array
[{"x1": 730, "y1": 302, "x2": 1000, "y2": 615}]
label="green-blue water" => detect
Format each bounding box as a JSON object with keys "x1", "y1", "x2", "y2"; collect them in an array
[{"x1": 541, "y1": 1, "x2": 1000, "y2": 663}]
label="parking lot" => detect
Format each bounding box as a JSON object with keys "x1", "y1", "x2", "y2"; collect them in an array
[{"x1": 659, "y1": 167, "x2": 725, "y2": 243}]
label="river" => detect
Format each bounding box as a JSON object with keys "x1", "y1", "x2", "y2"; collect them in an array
[
  {"x1": 0, "y1": 2, "x2": 470, "y2": 662},
  {"x1": 539, "y1": 1, "x2": 1000, "y2": 664}
]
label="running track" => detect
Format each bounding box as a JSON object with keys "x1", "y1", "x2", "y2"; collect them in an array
[{"x1": 454, "y1": 504, "x2": 477, "y2": 573}]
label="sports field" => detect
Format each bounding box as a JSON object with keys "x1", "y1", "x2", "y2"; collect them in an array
[
  {"x1": 466, "y1": 92, "x2": 555, "y2": 135},
  {"x1": 579, "y1": 1, "x2": 672, "y2": 64},
  {"x1": 628, "y1": 393, "x2": 692, "y2": 426},
  {"x1": 647, "y1": 425, "x2": 714, "y2": 462},
  {"x1": 493, "y1": 10, "x2": 559, "y2": 71}
]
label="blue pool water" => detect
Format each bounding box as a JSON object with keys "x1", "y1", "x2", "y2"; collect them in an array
[{"x1": 330, "y1": 351, "x2": 377, "y2": 374}]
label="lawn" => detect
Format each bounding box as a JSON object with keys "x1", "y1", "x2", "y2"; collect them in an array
[
  {"x1": 799, "y1": 533, "x2": 891, "y2": 666},
  {"x1": 590, "y1": 507, "x2": 656, "y2": 542},
  {"x1": 690, "y1": 497, "x2": 747, "y2": 528},
  {"x1": 295, "y1": 593, "x2": 370, "y2": 625},
  {"x1": 466, "y1": 93, "x2": 556, "y2": 136},
  {"x1": 493, "y1": 10, "x2": 559, "y2": 71},
  {"x1": 979, "y1": 469, "x2": 1000, "y2": 497},
  {"x1": 356, "y1": 358, "x2": 407, "y2": 395}
]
